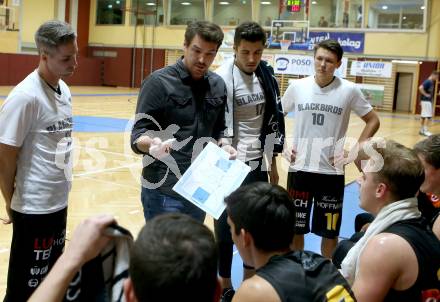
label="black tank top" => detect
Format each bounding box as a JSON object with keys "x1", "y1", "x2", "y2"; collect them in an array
[
  {"x1": 256, "y1": 250, "x2": 356, "y2": 302},
  {"x1": 383, "y1": 218, "x2": 440, "y2": 302}
]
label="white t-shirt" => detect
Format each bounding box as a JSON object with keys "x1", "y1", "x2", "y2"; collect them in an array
[
  {"x1": 0, "y1": 70, "x2": 73, "y2": 214},
  {"x1": 232, "y1": 65, "x2": 265, "y2": 162},
  {"x1": 282, "y1": 76, "x2": 372, "y2": 175}
]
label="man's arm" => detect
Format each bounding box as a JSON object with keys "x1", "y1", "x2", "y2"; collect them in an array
[
  {"x1": 269, "y1": 156, "x2": 279, "y2": 184},
  {"x1": 358, "y1": 110, "x2": 380, "y2": 143},
  {"x1": 216, "y1": 84, "x2": 237, "y2": 160},
  {"x1": 0, "y1": 143, "x2": 19, "y2": 224},
  {"x1": 130, "y1": 75, "x2": 166, "y2": 155},
  {"x1": 131, "y1": 75, "x2": 177, "y2": 158},
  {"x1": 352, "y1": 233, "x2": 414, "y2": 302},
  {"x1": 28, "y1": 215, "x2": 116, "y2": 302},
  {"x1": 419, "y1": 83, "x2": 431, "y2": 98},
  {"x1": 232, "y1": 276, "x2": 281, "y2": 302},
  {"x1": 350, "y1": 110, "x2": 380, "y2": 170},
  {"x1": 280, "y1": 82, "x2": 296, "y2": 113}
]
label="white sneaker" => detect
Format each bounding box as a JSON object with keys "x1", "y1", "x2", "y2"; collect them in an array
[
  {"x1": 419, "y1": 129, "x2": 425, "y2": 135},
  {"x1": 424, "y1": 130, "x2": 433, "y2": 136}
]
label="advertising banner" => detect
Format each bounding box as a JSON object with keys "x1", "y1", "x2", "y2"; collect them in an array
[
  {"x1": 350, "y1": 61, "x2": 393, "y2": 78},
  {"x1": 309, "y1": 32, "x2": 364, "y2": 53},
  {"x1": 274, "y1": 54, "x2": 348, "y2": 78}
]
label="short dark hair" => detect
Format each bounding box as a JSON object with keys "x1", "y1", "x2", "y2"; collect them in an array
[
  {"x1": 414, "y1": 134, "x2": 440, "y2": 169},
  {"x1": 314, "y1": 39, "x2": 343, "y2": 62},
  {"x1": 129, "y1": 213, "x2": 218, "y2": 302},
  {"x1": 184, "y1": 21, "x2": 224, "y2": 49},
  {"x1": 35, "y1": 20, "x2": 76, "y2": 55},
  {"x1": 225, "y1": 182, "x2": 296, "y2": 252},
  {"x1": 234, "y1": 21, "x2": 266, "y2": 46},
  {"x1": 372, "y1": 140, "x2": 424, "y2": 200}
]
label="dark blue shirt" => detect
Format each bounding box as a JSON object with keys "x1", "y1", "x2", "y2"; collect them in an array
[{"x1": 421, "y1": 79, "x2": 434, "y2": 102}]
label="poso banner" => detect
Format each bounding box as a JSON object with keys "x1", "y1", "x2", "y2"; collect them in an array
[
  {"x1": 309, "y1": 32, "x2": 364, "y2": 53},
  {"x1": 274, "y1": 54, "x2": 348, "y2": 78},
  {"x1": 350, "y1": 61, "x2": 392, "y2": 78}
]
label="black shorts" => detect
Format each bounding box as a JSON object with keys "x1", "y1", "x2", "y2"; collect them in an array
[
  {"x1": 287, "y1": 171, "x2": 344, "y2": 238},
  {"x1": 4, "y1": 208, "x2": 67, "y2": 302}
]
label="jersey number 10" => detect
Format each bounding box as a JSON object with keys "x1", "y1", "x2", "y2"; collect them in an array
[{"x1": 312, "y1": 113, "x2": 325, "y2": 126}]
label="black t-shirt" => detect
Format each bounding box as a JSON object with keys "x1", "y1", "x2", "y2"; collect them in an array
[{"x1": 257, "y1": 250, "x2": 355, "y2": 302}]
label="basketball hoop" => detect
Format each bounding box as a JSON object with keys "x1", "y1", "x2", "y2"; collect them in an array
[{"x1": 280, "y1": 40, "x2": 291, "y2": 51}]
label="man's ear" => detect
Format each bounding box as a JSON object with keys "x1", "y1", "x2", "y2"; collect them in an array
[
  {"x1": 241, "y1": 228, "x2": 253, "y2": 247},
  {"x1": 124, "y1": 278, "x2": 138, "y2": 302},
  {"x1": 40, "y1": 51, "x2": 48, "y2": 62},
  {"x1": 376, "y1": 182, "x2": 387, "y2": 198},
  {"x1": 336, "y1": 60, "x2": 342, "y2": 68}
]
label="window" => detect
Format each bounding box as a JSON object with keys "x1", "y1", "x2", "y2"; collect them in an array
[
  {"x1": 169, "y1": 0, "x2": 205, "y2": 25},
  {"x1": 0, "y1": 5, "x2": 19, "y2": 31},
  {"x1": 366, "y1": 0, "x2": 425, "y2": 30},
  {"x1": 129, "y1": 0, "x2": 164, "y2": 26},
  {"x1": 258, "y1": 1, "x2": 279, "y2": 27},
  {"x1": 96, "y1": 0, "x2": 126, "y2": 25},
  {"x1": 310, "y1": 0, "x2": 363, "y2": 28},
  {"x1": 213, "y1": 0, "x2": 252, "y2": 26}
]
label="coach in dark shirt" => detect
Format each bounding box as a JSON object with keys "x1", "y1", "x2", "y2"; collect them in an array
[{"x1": 131, "y1": 21, "x2": 235, "y2": 222}]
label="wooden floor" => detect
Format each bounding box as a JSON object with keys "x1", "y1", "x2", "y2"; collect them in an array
[{"x1": 0, "y1": 86, "x2": 437, "y2": 297}]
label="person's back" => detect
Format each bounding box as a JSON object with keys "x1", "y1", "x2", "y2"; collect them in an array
[
  {"x1": 382, "y1": 218, "x2": 440, "y2": 301},
  {"x1": 225, "y1": 182, "x2": 355, "y2": 302},
  {"x1": 257, "y1": 250, "x2": 354, "y2": 302}
]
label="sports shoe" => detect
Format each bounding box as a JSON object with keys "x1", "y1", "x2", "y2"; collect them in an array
[
  {"x1": 220, "y1": 288, "x2": 235, "y2": 302},
  {"x1": 419, "y1": 129, "x2": 426, "y2": 135},
  {"x1": 424, "y1": 130, "x2": 433, "y2": 136}
]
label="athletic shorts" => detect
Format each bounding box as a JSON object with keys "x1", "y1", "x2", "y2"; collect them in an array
[
  {"x1": 287, "y1": 171, "x2": 344, "y2": 238},
  {"x1": 421, "y1": 101, "x2": 433, "y2": 118},
  {"x1": 4, "y1": 208, "x2": 67, "y2": 302}
]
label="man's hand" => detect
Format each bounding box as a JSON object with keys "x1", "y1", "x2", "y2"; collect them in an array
[
  {"x1": 282, "y1": 146, "x2": 296, "y2": 163},
  {"x1": 1, "y1": 204, "x2": 12, "y2": 224},
  {"x1": 63, "y1": 215, "x2": 116, "y2": 269},
  {"x1": 331, "y1": 148, "x2": 352, "y2": 170},
  {"x1": 148, "y1": 138, "x2": 175, "y2": 159},
  {"x1": 221, "y1": 144, "x2": 237, "y2": 160}
]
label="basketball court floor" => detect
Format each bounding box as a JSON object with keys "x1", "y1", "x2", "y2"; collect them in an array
[{"x1": 0, "y1": 86, "x2": 437, "y2": 296}]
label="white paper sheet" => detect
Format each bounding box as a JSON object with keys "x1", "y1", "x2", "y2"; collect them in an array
[{"x1": 173, "y1": 142, "x2": 251, "y2": 219}]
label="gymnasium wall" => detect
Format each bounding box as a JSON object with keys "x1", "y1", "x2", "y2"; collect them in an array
[
  {"x1": 21, "y1": 0, "x2": 57, "y2": 48},
  {"x1": 427, "y1": 0, "x2": 440, "y2": 59},
  {"x1": 0, "y1": 53, "x2": 101, "y2": 86},
  {"x1": 0, "y1": 31, "x2": 18, "y2": 53},
  {"x1": 0, "y1": 0, "x2": 439, "y2": 89},
  {"x1": 1, "y1": 0, "x2": 440, "y2": 54}
]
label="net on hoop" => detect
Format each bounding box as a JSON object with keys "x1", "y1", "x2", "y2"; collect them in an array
[{"x1": 280, "y1": 40, "x2": 291, "y2": 51}]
